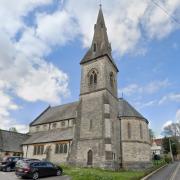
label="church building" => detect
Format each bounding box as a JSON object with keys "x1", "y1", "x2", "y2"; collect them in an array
[{"x1": 22, "y1": 7, "x2": 151, "y2": 170}]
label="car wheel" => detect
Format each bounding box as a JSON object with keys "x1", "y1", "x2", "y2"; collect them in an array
[
  {"x1": 32, "y1": 172, "x2": 39, "y2": 180},
  {"x1": 56, "y1": 169, "x2": 62, "y2": 176},
  {"x1": 6, "y1": 167, "x2": 11, "y2": 172}
]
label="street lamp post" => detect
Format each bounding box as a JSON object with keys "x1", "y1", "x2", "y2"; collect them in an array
[{"x1": 169, "y1": 138, "x2": 174, "y2": 162}]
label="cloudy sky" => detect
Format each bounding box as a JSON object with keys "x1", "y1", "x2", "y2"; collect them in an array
[{"x1": 0, "y1": 0, "x2": 179, "y2": 137}]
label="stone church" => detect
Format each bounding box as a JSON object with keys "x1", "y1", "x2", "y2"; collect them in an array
[{"x1": 22, "y1": 7, "x2": 151, "y2": 170}]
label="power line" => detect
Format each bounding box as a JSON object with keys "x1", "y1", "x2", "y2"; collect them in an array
[{"x1": 151, "y1": 0, "x2": 180, "y2": 26}]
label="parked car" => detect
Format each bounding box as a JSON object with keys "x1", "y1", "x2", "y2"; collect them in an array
[
  {"x1": 16, "y1": 158, "x2": 40, "y2": 168},
  {"x1": 0, "y1": 156, "x2": 23, "y2": 172},
  {"x1": 15, "y1": 161, "x2": 63, "y2": 179}
]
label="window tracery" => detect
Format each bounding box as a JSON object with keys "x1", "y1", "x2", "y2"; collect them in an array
[{"x1": 88, "y1": 69, "x2": 98, "y2": 87}]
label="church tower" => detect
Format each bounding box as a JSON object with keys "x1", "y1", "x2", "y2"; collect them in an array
[
  {"x1": 69, "y1": 7, "x2": 121, "y2": 169},
  {"x1": 80, "y1": 6, "x2": 118, "y2": 97}
]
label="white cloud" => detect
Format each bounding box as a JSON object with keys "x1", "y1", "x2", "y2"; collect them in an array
[
  {"x1": 119, "y1": 79, "x2": 169, "y2": 96},
  {"x1": 36, "y1": 10, "x2": 79, "y2": 46},
  {"x1": 162, "y1": 120, "x2": 173, "y2": 129},
  {"x1": 139, "y1": 100, "x2": 157, "y2": 109},
  {"x1": 175, "y1": 109, "x2": 180, "y2": 123},
  {"x1": 118, "y1": 84, "x2": 139, "y2": 96},
  {"x1": 16, "y1": 62, "x2": 69, "y2": 104},
  {"x1": 161, "y1": 109, "x2": 180, "y2": 133},
  {"x1": 65, "y1": 0, "x2": 180, "y2": 55},
  {"x1": 158, "y1": 93, "x2": 180, "y2": 105},
  {"x1": 0, "y1": 0, "x2": 53, "y2": 37},
  {"x1": 0, "y1": 89, "x2": 28, "y2": 133},
  {"x1": 0, "y1": 0, "x2": 71, "y2": 132},
  {"x1": 0, "y1": 90, "x2": 18, "y2": 116},
  {"x1": 143, "y1": 0, "x2": 180, "y2": 39}
]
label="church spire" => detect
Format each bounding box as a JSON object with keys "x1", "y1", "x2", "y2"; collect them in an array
[{"x1": 80, "y1": 6, "x2": 118, "y2": 71}]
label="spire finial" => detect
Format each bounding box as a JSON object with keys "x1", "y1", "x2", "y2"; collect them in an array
[{"x1": 99, "y1": 0, "x2": 102, "y2": 8}]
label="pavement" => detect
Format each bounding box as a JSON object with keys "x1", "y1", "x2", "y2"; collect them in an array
[
  {"x1": 0, "y1": 171, "x2": 71, "y2": 180},
  {"x1": 147, "y1": 161, "x2": 180, "y2": 180}
]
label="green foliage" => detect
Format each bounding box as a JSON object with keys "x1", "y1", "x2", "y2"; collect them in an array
[
  {"x1": 162, "y1": 136, "x2": 179, "y2": 156},
  {"x1": 149, "y1": 129, "x2": 155, "y2": 140},
  {"x1": 164, "y1": 154, "x2": 172, "y2": 163},
  {"x1": 60, "y1": 165, "x2": 144, "y2": 180},
  {"x1": 60, "y1": 160, "x2": 168, "y2": 180}
]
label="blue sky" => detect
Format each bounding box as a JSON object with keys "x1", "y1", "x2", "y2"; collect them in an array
[{"x1": 0, "y1": 0, "x2": 179, "y2": 137}]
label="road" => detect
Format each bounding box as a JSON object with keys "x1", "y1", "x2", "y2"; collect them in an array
[
  {"x1": 147, "y1": 161, "x2": 180, "y2": 180},
  {"x1": 0, "y1": 171, "x2": 71, "y2": 180}
]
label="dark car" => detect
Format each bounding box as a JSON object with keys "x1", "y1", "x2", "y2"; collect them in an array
[
  {"x1": 15, "y1": 161, "x2": 63, "y2": 179},
  {"x1": 0, "y1": 156, "x2": 23, "y2": 172},
  {"x1": 16, "y1": 158, "x2": 40, "y2": 167}
]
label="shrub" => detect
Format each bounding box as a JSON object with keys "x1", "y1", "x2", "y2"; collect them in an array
[{"x1": 164, "y1": 155, "x2": 172, "y2": 163}]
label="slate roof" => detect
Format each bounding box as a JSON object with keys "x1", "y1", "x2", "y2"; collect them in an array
[
  {"x1": 0, "y1": 130, "x2": 29, "y2": 152},
  {"x1": 30, "y1": 101, "x2": 79, "y2": 126},
  {"x1": 80, "y1": 7, "x2": 118, "y2": 72},
  {"x1": 22, "y1": 128, "x2": 73, "y2": 145},
  {"x1": 118, "y1": 98, "x2": 148, "y2": 123}
]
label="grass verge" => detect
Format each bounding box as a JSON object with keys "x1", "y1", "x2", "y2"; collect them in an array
[{"x1": 61, "y1": 160, "x2": 166, "y2": 180}]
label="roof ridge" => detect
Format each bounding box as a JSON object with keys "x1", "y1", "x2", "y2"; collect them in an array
[
  {"x1": 51, "y1": 101, "x2": 79, "y2": 108},
  {"x1": 0, "y1": 129, "x2": 29, "y2": 136},
  {"x1": 30, "y1": 105, "x2": 51, "y2": 126}
]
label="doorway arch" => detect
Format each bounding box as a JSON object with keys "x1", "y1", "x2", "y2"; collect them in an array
[{"x1": 87, "y1": 150, "x2": 93, "y2": 165}]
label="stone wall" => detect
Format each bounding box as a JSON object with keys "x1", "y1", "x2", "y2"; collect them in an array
[
  {"x1": 22, "y1": 141, "x2": 72, "y2": 164},
  {"x1": 120, "y1": 117, "x2": 151, "y2": 169},
  {"x1": 29, "y1": 119, "x2": 75, "y2": 133},
  {"x1": 74, "y1": 54, "x2": 120, "y2": 169},
  {"x1": 121, "y1": 117, "x2": 150, "y2": 142},
  {"x1": 80, "y1": 56, "x2": 118, "y2": 98},
  {"x1": 80, "y1": 91, "x2": 104, "y2": 139}
]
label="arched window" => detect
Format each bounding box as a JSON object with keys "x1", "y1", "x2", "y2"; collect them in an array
[
  {"x1": 110, "y1": 72, "x2": 115, "y2": 88},
  {"x1": 89, "y1": 120, "x2": 93, "y2": 130},
  {"x1": 127, "y1": 122, "x2": 131, "y2": 139},
  {"x1": 94, "y1": 73, "x2": 97, "y2": 84},
  {"x1": 88, "y1": 69, "x2": 98, "y2": 87},
  {"x1": 60, "y1": 144, "x2": 63, "y2": 153},
  {"x1": 55, "y1": 144, "x2": 59, "y2": 154},
  {"x1": 93, "y1": 43, "x2": 96, "y2": 52},
  {"x1": 64, "y1": 144, "x2": 68, "y2": 153},
  {"x1": 90, "y1": 74, "x2": 93, "y2": 85},
  {"x1": 140, "y1": 124, "x2": 143, "y2": 139},
  {"x1": 87, "y1": 150, "x2": 93, "y2": 165}
]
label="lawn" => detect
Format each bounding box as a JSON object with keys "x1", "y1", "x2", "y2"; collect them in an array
[
  {"x1": 61, "y1": 160, "x2": 166, "y2": 180},
  {"x1": 62, "y1": 165, "x2": 144, "y2": 180}
]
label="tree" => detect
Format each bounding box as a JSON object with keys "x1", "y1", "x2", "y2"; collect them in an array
[
  {"x1": 163, "y1": 123, "x2": 180, "y2": 137},
  {"x1": 149, "y1": 129, "x2": 155, "y2": 141},
  {"x1": 9, "y1": 127, "x2": 18, "y2": 132},
  {"x1": 162, "y1": 136, "x2": 179, "y2": 157}
]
